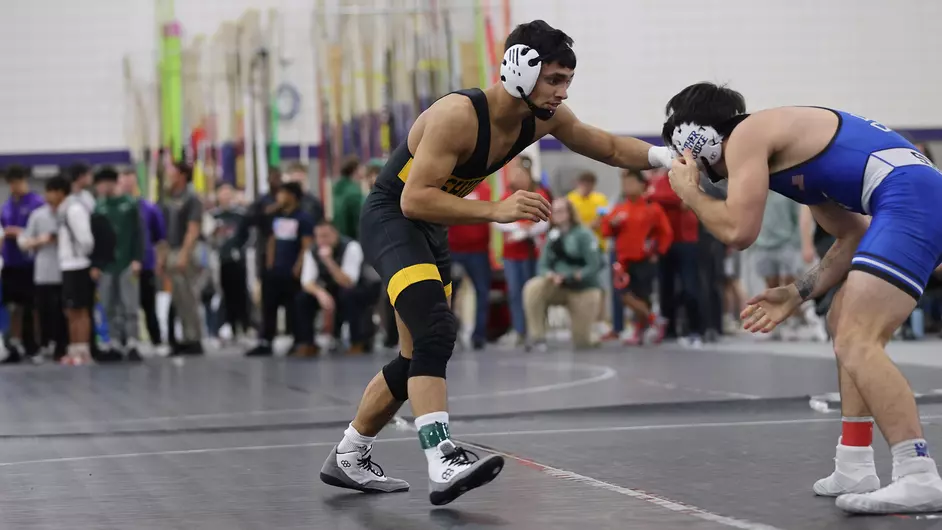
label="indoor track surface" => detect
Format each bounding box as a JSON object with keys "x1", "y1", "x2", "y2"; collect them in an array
[{"x1": 3, "y1": 344, "x2": 942, "y2": 529}]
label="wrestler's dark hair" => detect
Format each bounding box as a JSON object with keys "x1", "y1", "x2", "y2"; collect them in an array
[
  {"x1": 505, "y1": 20, "x2": 576, "y2": 70},
  {"x1": 662, "y1": 82, "x2": 746, "y2": 146}
]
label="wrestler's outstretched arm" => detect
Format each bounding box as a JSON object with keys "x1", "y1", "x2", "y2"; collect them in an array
[{"x1": 548, "y1": 104, "x2": 674, "y2": 170}]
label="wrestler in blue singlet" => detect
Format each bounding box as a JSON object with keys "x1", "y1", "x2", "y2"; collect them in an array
[{"x1": 766, "y1": 109, "x2": 942, "y2": 300}]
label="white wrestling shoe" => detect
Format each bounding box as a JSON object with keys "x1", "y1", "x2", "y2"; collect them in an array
[
  {"x1": 813, "y1": 443, "x2": 880, "y2": 496},
  {"x1": 319, "y1": 445, "x2": 410, "y2": 493},
  {"x1": 427, "y1": 440, "x2": 504, "y2": 506},
  {"x1": 836, "y1": 456, "x2": 942, "y2": 514}
]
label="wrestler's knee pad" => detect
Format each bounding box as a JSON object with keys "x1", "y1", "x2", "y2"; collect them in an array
[
  {"x1": 394, "y1": 281, "x2": 456, "y2": 380},
  {"x1": 382, "y1": 353, "x2": 411, "y2": 402}
]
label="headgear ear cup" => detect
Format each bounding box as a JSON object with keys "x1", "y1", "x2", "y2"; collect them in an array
[
  {"x1": 670, "y1": 122, "x2": 728, "y2": 184},
  {"x1": 500, "y1": 44, "x2": 556, "y2": 121},
  {"x1": 670, "y1": 122, "x2": 723, "y2": 166},
  {"x1": 500, "y1": 44, "x2": 541, "y2": 98}
]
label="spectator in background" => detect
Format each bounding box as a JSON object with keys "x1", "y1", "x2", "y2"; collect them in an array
[
  {"x1": 649, "y1": 169, "x2": 706, "y2": 346},
  {"x1": 209, "y1": 182, "x2": 250, "y2": 343},
  {"x1": 567, "y1": 171, "x2": 608, "y2": 242},
  {"x1": 247, "y1": 182, "x2": 313, "y2": 357},
  {"x1": 119, "y1": 168, "x2": 167, "y2": 352},
  {"x1": 296, "y1": 220, "x2": 380, "y2": 356},
  {"x1": 496, "y1": 155, "x2": 550, "y2": 347},
  {"x1": 567, "y1": 170, "x2": 610, "y2": 332},
  {"x1": 66, "y1": 162, "x2": 103, "y2": 360},
  {"x1": 695, "y1": 180, "x2": 736, "y2": 344},
  {"x1": 161, "y1": 161, "x2": 204, "y2": 356},
  {"x1": 751, "y1": 192, "x2": 808, "y2": 340},
  {"x1": 240, "y1": 166, "x2": 284, "y2": 287},
  {"x1": 94, "y1": 168, "x2": 144, "y2": 361},
  {"x1": 1, "y1": 165, "x2": 44, "y2": 362},
  {"x1": 68, "y1": 162, "x2": 95, "y2": 211},
  {"x1": 284, "y1": 163, "x2": 325, "y2": 225},
  {"x1": 601, "y1": 170, "x2": 672, "y2": 345},
  {"x1": 58, "y1": 167, "x2": 96, "y2": 365},
  {"x1": 364, "y1": 159, "x2": 384, "y2": 189},
  {"x1": 448, "y1": 179, "x2": 492, "y2": 350},
  {"x1": 18, "y1": 176, "x2": 68, "y2": 361},
  {"x1": 523, "y1": 198, "x2": 603, "y2": 351},
  {"x1": 332, "y1": 156, "x2": 365, "y2": 240},
  {"x1": 719, "y1": 247, "x2": 746, "y2": 337}
]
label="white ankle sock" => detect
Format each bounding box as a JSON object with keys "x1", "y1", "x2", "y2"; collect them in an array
[
  {"x1": 338, "y1": 423, "x2": 375, "y2": 454},
  {"x1": 891, "y1": 438, "x2": 930, "y2": 465}
]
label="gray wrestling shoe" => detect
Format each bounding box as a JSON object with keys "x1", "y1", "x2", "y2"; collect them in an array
[
  {"x1": 319, "y1": 445, "x2": 410, "y2": 493},
  {"x1": 428, "y1": 440, "x2": 504, "y2": 506}
]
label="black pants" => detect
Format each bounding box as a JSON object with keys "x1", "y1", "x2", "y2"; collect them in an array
[
  {"x1": 3, "y1": 266, "x2": 38, "y2": 351},
  {"x1": 35, "y1": 284, "x2": 67, "y2": 356},
  {"x1": 220, "y1": 260, "x2": 250, "y2": 335},
  {"x1": 139, "y1": 269, "x2": 162, "y2": 344},
  {"x1": 262, "y1": 274, "x2": 301, "y2": 343},
  {"x1": 295, "y1": 281, "x2": 382, "y2": 346},
  {"x1": 698, "y1": 231, "x2": 727, "y2": 335},
  {"x1": 658, "y1": 242, "x2": 705, "y2": 337}
]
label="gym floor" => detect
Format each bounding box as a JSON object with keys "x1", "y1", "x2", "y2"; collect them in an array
[{"x1": 3, "y1": 344, "x2": 942, "y2": 529}]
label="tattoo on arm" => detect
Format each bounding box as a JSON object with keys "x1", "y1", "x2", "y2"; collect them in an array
[
  {"x1": 796, "y1": 266, "x2": 818, "y2": 301},
  {"x1": 795, "y1": 238, "x2": 844, "y2": 301}
]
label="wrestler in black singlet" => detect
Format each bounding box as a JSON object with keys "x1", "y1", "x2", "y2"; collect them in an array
[{"x1": 361, "y1": 88, "x2": 536, "y2": 305}]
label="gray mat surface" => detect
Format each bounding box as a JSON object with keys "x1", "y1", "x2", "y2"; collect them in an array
[{"x1": 2, "y1": 344, "x2": 941, "y2": 529}]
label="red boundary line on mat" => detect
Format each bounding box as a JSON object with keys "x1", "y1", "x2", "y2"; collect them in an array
[{"x1": 460, "y1": 439, "x2": 784, "y2": 530}]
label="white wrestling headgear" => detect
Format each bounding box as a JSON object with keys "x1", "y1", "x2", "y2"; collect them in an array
[
  {"x1": 669, "y1": 122, "x2": 724, "y2": 168},
  {"x1": 501, "y1": 44, "x2": 541, "y2": 99},
  {"x1": 500, "y1": 44, "x2": 554, "y2": 121},
  {"x1": 666, "y1": 117, "x2": 729, "y2": 184}
]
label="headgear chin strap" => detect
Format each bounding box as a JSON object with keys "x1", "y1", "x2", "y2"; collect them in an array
[
  {"x1": 669, "y1": 122, "x2": 725, "y2": 183},
  {"x1": 501, "y1": 44, "x2": 554, "y2": 121}
]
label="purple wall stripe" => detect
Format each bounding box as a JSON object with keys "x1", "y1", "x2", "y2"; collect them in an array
[{"x1": 2, "y1": 126, "x2": 941, "y2": 167}]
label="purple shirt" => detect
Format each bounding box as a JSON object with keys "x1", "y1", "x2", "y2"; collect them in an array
[
  {"x1": 2, "y1": 192, "x2": 44, "y2": 268},
  {"x1": 139, "y1": 199, "x2": 166, "y2": 271}
]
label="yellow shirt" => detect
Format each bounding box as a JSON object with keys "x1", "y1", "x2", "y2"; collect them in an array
[{"x1": 567, "y1": 190, "x2": 609, "y2": 250}]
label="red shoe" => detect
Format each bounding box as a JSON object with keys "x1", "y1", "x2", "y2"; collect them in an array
[
  {"x1": 623, "y1": 327, "x2": 642, "y2": 346},
  {"x1": 646, "y1": 317, "x2": 667, "y2": 345},
  {"x1": 601, "y1": 331, "x2": 620, "y2": 342}
]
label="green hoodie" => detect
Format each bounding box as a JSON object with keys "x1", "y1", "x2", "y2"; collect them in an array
[
  {"x1": 332, "y1": 177, "x2": 364, "y2": 239},
  {"x1": 537, "y1": 225, "x2": 603, "y2": 290},
  {"x1": 95, "y1": 195, "x2": 144, "y2": 273}
]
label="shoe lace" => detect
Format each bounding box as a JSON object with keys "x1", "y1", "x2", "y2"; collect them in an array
[
  {"x1": 440, "y1": 446, "x2": 479, "y2": 468},
  {"x1": 356, "y1": 454, "x2": 386, "y2": 477}
]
